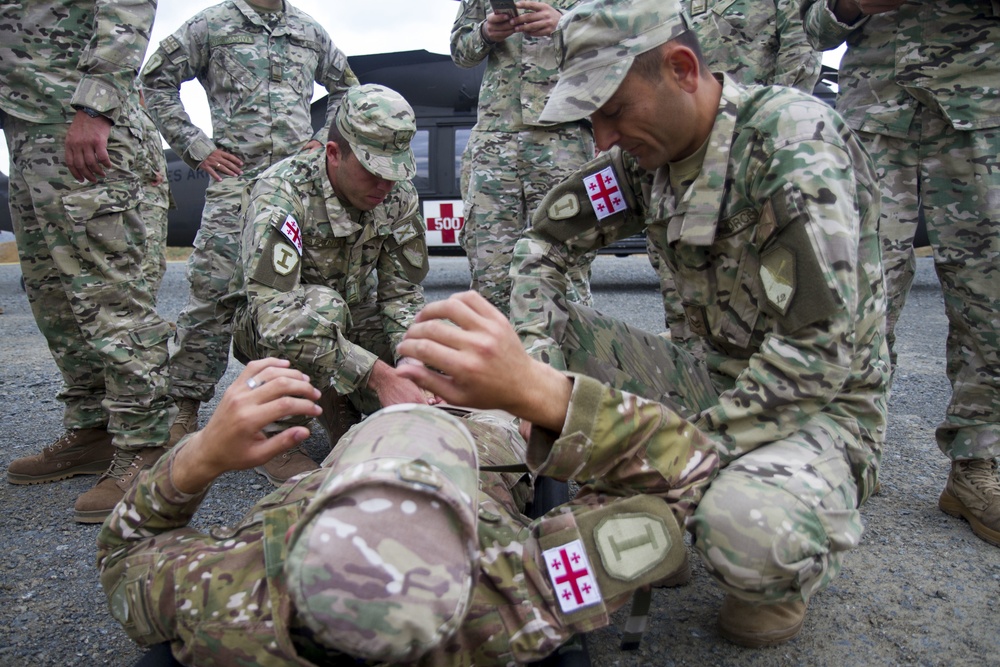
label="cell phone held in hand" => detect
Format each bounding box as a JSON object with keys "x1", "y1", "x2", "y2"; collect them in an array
[{"x1": 490, "y1": 0, "x2": 518, "y2": 19}]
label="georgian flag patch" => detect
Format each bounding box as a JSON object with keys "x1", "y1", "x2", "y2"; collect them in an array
[
  {"x1": 543, "y1": 539, "x2": 602, "y2": 614},
  {"x1": 279, "y1": 214, "x2": 303, "y2": 255},
  {"x1": 583, "y1": 166, "x2": 627, "y2": 220}
]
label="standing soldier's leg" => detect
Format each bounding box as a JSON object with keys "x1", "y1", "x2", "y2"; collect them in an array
[
  {"x1": 522, "y1": 126, "x2": 597, "y2": 307},
  {"x1": 920, "y1": 113, "x2": 1000, "y2": 547},
  {"x1": 140, "y1": 180, "x2": 170, "y2": 299},
  {"x1": 461, "y1": 129, "x2": 525, "y2": 317},
  {"x1": 3, "y1": 117, "x2": 173, "y2": 522},
  {"x1": 167, "y1": 178, "x2": 246, "y2": 444},
  {"x1": 858, "y1": 129, "x2": 920, "y2": 368}
]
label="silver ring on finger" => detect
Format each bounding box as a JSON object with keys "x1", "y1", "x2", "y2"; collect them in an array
[{"x1": 246, "y1": 377, "x2": 264, "y2": 390}]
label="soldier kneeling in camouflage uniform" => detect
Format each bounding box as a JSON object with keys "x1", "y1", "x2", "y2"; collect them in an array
[
  {"x1": 226, "y1": 84, "x2": 433, "y2": 486},
  {"x1": 99, "y1": 348, "x2": 717, "y2": 665},
  {"x1": 506, "y1": 0, "x2": 889, "y2": 649}
]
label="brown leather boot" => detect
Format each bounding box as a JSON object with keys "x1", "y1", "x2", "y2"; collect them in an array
[
  {"x1": 7, "y1": 428, "x2": 114, "y2": 485},
  {"x1": 254, "y1": 446, "x2": 319, "y2": 487},
  {"x1": 717, "y1": 595, "x2": 807, "y2": 648},
  {"x1": 167, "y1": 398, "x2": 201, "y2": 448},
  {"x1": 74, "y1": 447, "x2": 167, "y2": 524},
  {"x1": 939, "y1": 458, "x2": 1000, "y2": 547},
  {"x1": 316, "y1": 389, "x2": 362, "y2": 447}
]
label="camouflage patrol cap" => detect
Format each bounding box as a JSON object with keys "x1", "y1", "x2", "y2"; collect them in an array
[
  {"x1": 285, "y1": 404, "x2": 480, "y2": 663},
  {"x1": 335, "y1": 83, "x2": 416, "y2": 181},
  {"x1": 539, "y1": 0, "x2": 690, "y2": 124}
]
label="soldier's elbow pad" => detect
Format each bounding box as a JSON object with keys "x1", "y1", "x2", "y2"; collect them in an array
[{"x1": 529, "y1": 151, "x2": 640, "y2": 248}]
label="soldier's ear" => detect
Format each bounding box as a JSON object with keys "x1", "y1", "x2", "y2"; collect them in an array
[{"x1": 325, "y1": 141, "x2": 342, "y2": 167}]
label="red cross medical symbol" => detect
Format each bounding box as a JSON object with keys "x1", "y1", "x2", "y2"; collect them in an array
[
  {"x1": 552, "y1": 547, "x2": 592, "y2": 604},
  {"x1": 426, "y1": 202, "x2": 462, "y2": 244}
]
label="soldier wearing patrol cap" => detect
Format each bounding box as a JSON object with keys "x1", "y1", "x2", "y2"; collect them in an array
[
  {"x1": 140, "y1": 0, "x2": 357, "y2": 456},
  {"x1": 99, "y1": 352, "x2": 718, "y2": 665},
  {"x1": 502, "y1": 0, "x2": 890, "y2": 647},
  {"x1": 227, "y1": 84, "x2": 432, "y2": 485}
]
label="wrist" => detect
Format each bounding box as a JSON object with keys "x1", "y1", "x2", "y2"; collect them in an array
[
  {"x1": 479, "y1": 20, "x2": 496, "y2": 45},
  {"x1": 831, "y1": 0, "x2": 863, "y2": 24}
]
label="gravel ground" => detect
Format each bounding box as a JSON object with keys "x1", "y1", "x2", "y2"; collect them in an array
[{"x1": 0, "y1": 255, "x2": 998, "y2": 667}]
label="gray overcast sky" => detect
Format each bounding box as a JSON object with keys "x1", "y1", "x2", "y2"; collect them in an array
[{"x1": 0, "y1": 0, "x2": 460, "y2": 174}]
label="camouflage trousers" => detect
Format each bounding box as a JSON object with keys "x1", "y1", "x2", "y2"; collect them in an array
[
  {"x1": 557, "y1": 303, "x2": 863, "y2": 604},
  {"x1": 231, "y1": 288, "x2": 388, "y2": 422},
  {"x1": 461, "y1": 125, "x2": 597, "y2": 316},
  {"x1": 140, "y1": 179, "x2": 169, "y2": 299},
  {"x1": 169, "y1": 176, "x2": 247, "y2": 402},
  {"x1": 3, "y1": 115, "x2": 173, "y2": 449},
  {"x1": 859, "y1": 107, "x2": 1000, "y2": 461}
]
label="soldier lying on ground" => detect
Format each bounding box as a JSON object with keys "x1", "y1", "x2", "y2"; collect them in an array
[{"x1": 98, "y1": 337, "x2": 718, "y2": 665}]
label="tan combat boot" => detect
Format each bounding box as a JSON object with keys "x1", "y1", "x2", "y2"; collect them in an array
[
  {"x1": 7, "y1": 428, "x2": 115, "y2": 485},
  {"x1": 167, "y1": 398, "x2": 201, "y2": 448},
  {"x1": 254, "y1": 446, "x2": 318, "y2": 487},
  {"x1": 717, "y1": 595, "x2": 807, "y2": 648},
  {"x1": 74, "y1": 446, "x2": 167, "y2": 524},
  {"x1": 316, "y1": 389, "x2": 362, "y2": 447},
  {"x1": 939, "y1": 458, "x2": 1000, "y2": 547}
]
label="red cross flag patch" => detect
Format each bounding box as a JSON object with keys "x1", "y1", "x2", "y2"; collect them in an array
[
  {"x1": 543, "y1": 539, "x2": 601, "y2": 614},
  {"x1": 583, "y1": 166, "x2": 627, "y2": 220},
  {"x1": 279, "y1": 214, "x2": 303, "y2": 255}
]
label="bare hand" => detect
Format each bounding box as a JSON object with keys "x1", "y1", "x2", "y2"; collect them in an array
[
  {"x1": 148, "y1": 170, "x2": 166, "y2": 187},
  {"x1": 512, "y1": 1, "x2": 562, "y2": 37},
  {"x1": 199, "y1": 148, "x2": 244, "y2": 182},
  {"x1": 482, "y1": 9, "x2": 517, "y2": 43},
  {"x1": 396, "y1": 291, "x2": 572, "y2": 432},
  {"x1": 171, "y1": 359, "x2": 321, "y2": 493},
  {"x1": 65, "y1": 111, "x2": 113, "y2": 183},
  {"x1": 302, "y1": 139, "x2": 323, "y2": 152},
  {"x1": 366, "y1": 359, "x2": 435, "y2": 407}
]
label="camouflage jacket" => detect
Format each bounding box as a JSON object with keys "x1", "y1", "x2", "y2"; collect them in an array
[
  {"x1": 511, "y1": 76, "x2": 889, "y2": 487},
  {"x1": 687, "y1": 0, "x2": 821, "y2": 92},
  {"x1": 801, "y1": 0, "x2": 1000, "y2": 135},
  {"x1": 231, "y1": 150, "x2": 427, "y2": 395},
  {"x1": 140, "y1": 0, "x2": 356, "y2": 172},
  {"x1": 0, "y1": 0, "x2": 155, "y2": 125},
  {"x1": 97, "y1": 375, "x2": 719, "y2": 666},
  {"x1": 450, "y1": 0, "x2": 583, "y2": 130}
]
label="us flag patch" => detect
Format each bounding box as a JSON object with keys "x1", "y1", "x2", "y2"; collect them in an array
[
  {"x1": 583, "y1": 166, "x2": 627, "y2": 220},
  {"x1": 543, "y1": 539, "x2": 601, "y2": 614},
  {"x1": 279, "y1": 214, "x2": 303, "y2": 255}
]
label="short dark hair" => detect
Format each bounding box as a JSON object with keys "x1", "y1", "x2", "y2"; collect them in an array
[
  {"x1": 630, "y1": 31, "x2": 709, "y2": 81},
  {"x1": 327, "y1": 119, "x2": 352, "y2": 154}
]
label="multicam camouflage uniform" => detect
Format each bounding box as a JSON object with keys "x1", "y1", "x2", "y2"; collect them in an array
[
  {"x1": 0, "y1": 0, "x2": 173, "y2": 449},
  {"x1": 512, "y1": 74, "x2": 890, "y2": 603},
  {"x1": 802, "y1": 0, "x2": 1000, "y2": 465},
  {"x1": 228, "y1": 152, "x2": 427, "y2": 414},
  {"x1": 99, "y1": 388, "x2": 718, "y2": 666},
  {"x1": 654, "y1": 0, "x2": 824, "y2": 348},
  {"x1": 687, "y1": 0, "x2": 821, "y2": 90},
  {"x1": 136, "y1": 99, "x2": 171, "y2": 297},
  {"x1": 451, "y1": 0, "x2": 597, "y2": 316},
  {"x1": 140, "y1": 0, "x2": 356, "y2": 403}
]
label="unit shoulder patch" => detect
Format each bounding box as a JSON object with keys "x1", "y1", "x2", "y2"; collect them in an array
[
  {"x1": 547, "y1": 192, "x2": 581, "y2": 221},
  {"x1": 760, "y1": 244, "x2": 796, "y2": 316},
  {"x1": 593, "y1": 512, "x2": 673, "y2": 581},
  {"x1": 272, "y1": 242, "x2": 299, "y2": 276}
]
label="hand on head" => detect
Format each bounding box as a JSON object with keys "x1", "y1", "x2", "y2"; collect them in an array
[
  {"x1": 396, "y1": 292, "x2": 572, "y2": 432},
  {"x1": 172, "y1": 359, "x2": 321, "y2": 493}
]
